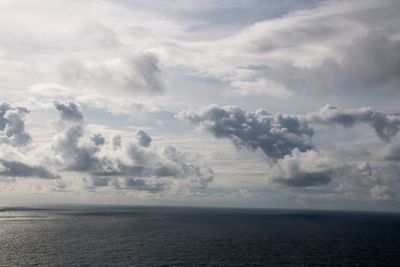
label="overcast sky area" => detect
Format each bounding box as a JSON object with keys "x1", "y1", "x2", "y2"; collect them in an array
[{"x1": 0, "y1": 0, "x2": 400, "y2": 211}]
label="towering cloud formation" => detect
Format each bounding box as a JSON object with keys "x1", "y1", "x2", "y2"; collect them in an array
[
  {"x1": 306, "y1": 105, "x2": 400, "y2": 142},
  {"x1": 51, "y1": 101, "x2": 213, "y2": 192},
  {"x1": 0, "y1": 101, "x2": 213, "y2": 192},
  {"x1": 52, "y1": 101, "x2": 97, "y2": 171},
  {"x1": 0, "y1": 103, "x2": 31, "y2": 146},
  {"x1": 179, "y1": 105, "x2": 314, "y2": 160}
]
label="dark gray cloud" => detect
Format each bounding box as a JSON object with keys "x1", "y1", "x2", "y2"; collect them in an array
[
  {"x1": 54, "y1": 101, "x2": 83, "y2": 122},
  {"x1": 91, "y1": 133, "x2": 105, "y2": 146},
  {"x1": 0, "y1": 159, "x2": 60, "y2": 179},
  {"x1": 82, "y1": 176, "x2": 110, "y2": 188},
  {"x1": 123, "y1": 178, "x2": 166, "y2": 193},
  {"x1": 179, "y1": 105, "x2": 314, "y2": 160},
  {"x1": 84, "y1": 176, "x2": 167, "y2": 193},
  {"x1": 274, "y1": 171, "x2": 331, "y2": 187},
  {"x1": 178, "y1": 104, "x2": 400, "y2": 190},
  {"x1": 136, "y1": 130, "x2": 152, "y2": 147},
  {"x1": 113, "y1": 177, "x2": 166, "y2": 193},
  {"x1": 306, "y1": 105, "x2": 400, "y2": 142},
  {"x1": 0, "y1": 103, "x2": 59, "y2": 181},
  {"x1": 0, "y1": 102, "x2": 31, "y2": 146}
]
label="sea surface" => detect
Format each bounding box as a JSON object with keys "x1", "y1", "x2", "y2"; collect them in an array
[{"x1": 0, "y1": 206, "x2": 400, "y2": 266}]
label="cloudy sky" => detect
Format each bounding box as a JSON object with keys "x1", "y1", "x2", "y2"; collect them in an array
[{"x1": 0, "y1": 0, "x2": 400, "y2": 211}]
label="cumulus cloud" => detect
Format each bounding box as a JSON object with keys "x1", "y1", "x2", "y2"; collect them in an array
[
  {"x1": 91, "y1": 133, "x2": 105, "y2": 146},
  {"x1": 0, "y1": 0, "x2": 399, "y2": 205},
  {"x1": 52, "y1": 102, "x2": 96, "y2": 172},
  {"x1": 54, "y1": 101, "x2": 83, "y2": 122},
  {"x1": 0, "y1": 103, "x2": 59, "y2": 181},
  {"x1": 91, "y1": 143, "x2": 214, "y2": 190},
  {"x1": 272, "y1": 149, "x2": 332, "y2": 187},
  {"x1": 90, "y1": 154, "x2": 213, "y2": 192},
  {"x1": 50, "y1": 101, "x2": 213, "y2": 192},
  {"x1": 0, "y1": 103, "x2": 12, "y2": 130},
  {"x1": 306, "y1": 105, "x2": 400, "y2": 142},
  {"x1": 0, "y1": 100, "x2": 214, "y2": 194},
  {"x1": 0, "y1": 102, "x2": 31, "y2": 146},
  {"x1": 178, "y1": 104, "x2": 400, "y2": 192},
  {"x1": 179, "y1": 105, "x2": 314, "y2": 160},
  {"x1": 52, "y1": 101, "x2": 110, "y2": 172},
  {"x1": 136, "y1": 130, "x2": 152, "y2": 147},
  {"x1": 178, "y1": 105, "x2": 344, "y2": 188}
]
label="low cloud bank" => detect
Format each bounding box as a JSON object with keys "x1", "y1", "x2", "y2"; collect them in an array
[{"x1": 0, "y1": 101, "x2": 213, "y2": 194}]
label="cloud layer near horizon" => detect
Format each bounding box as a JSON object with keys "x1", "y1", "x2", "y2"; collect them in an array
[
  {"x1": 179, "y1": 104, "x2": 400, "y2": 196},
  {"x1": 0, "y1": 101, "x2": 213, "y2": 195},
  {"x1": 1, "y1": 100, "x2": 400, "y2": 203},
  {"x1": 0, "y1": 0, "x2": 399, "y2": 209}
]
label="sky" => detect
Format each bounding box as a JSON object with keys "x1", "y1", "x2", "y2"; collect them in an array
[{"x1": 0, "y1": 0, "x2": 400, "y2": 211}]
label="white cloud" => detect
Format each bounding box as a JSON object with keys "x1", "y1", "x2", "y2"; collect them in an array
[
  {"x1": 271, "y1": 149, "x2": 332, "y2": 187},
  {"x1": 228, "y1": 78, "x2": 293, "y2": 98},
  {"x1": 0, "y1": 101, "x2": 214, "y2": 197}
]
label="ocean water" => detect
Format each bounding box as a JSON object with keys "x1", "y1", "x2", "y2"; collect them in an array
[{"x1": 0, "y1": 206, "x2": 400, "y2": 266}]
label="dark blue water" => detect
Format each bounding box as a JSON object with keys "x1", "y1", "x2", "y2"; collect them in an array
[{"x1": 1, "y1": 206, "x2": 400, "y2": 266}]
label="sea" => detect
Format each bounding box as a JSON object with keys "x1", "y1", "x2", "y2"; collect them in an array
[{"x1": 0, "y1": 206, "x2": 400, "y2": 266}]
